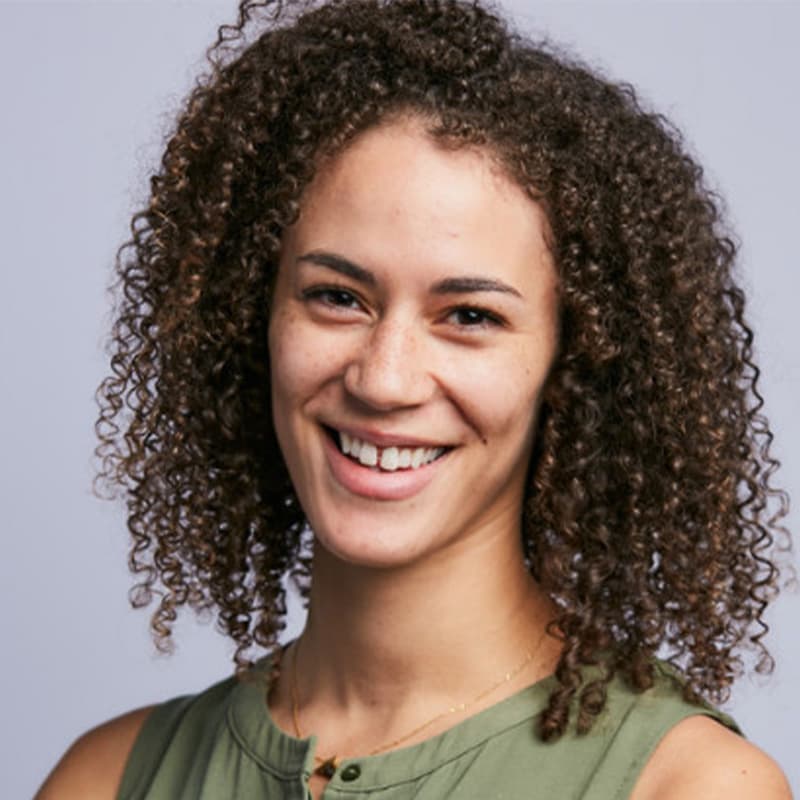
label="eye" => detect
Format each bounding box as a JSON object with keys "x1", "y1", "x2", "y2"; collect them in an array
[
  {"x1": 302, "y1": 286, "x2": 363, "y2": 311},
  {"x1": 446, "y1": 306, "x2": 505, "y2": 329}
]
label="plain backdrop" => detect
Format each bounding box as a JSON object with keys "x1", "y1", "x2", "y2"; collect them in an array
[{"x1": 2, "y1": 1, "x2": 798, "y2": 797}]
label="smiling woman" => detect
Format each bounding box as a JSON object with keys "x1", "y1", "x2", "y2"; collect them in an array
[{"x1": 36, "y1": 1, "x2": 791, "y2": 799}]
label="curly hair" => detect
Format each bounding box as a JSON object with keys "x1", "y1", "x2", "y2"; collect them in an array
[{"x1": 95, "y1": 0, "x2": 789, "y2": 739}]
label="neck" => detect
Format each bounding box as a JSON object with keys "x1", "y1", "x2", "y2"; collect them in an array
[{"x1": 294, "y1": 525, "x2": 559, "y2": 713}]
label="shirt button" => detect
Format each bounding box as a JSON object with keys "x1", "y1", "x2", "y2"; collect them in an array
[{"x1": 340, "y1": 764, "x2": 362, "y2": 782}]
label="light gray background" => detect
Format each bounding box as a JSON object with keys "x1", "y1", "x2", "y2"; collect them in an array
[{"x1": 2, "y1": 1, "x2": 798, "y2": 797}]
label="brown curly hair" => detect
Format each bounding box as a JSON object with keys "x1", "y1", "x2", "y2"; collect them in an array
[{"x1": 95, "y1": 0, "x2": 789, "y2": 739}]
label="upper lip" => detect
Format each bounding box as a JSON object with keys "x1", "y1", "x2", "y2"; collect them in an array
[{"x1": 323, "y1": 423, "x2": 453, "y2": 450}]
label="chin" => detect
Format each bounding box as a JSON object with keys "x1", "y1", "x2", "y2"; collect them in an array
[{"x1": 309, "y1": 515, "x2": 439, "y2": 571}]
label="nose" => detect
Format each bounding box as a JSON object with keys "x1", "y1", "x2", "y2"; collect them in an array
[{"x1": 343, "y1": 317, "x2": 435, "y2": 411}]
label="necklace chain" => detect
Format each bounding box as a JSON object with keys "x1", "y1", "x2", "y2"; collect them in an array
[{"x1": 287, "y1": 630, "x2": 547, "y2": 778}]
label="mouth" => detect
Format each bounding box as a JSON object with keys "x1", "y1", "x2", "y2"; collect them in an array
[{"x1": 323, "y1": 426, "x2": 451, "y2": 472}]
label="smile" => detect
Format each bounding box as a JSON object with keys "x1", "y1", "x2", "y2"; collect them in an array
[
  {"x1": 337, "y1": 431, "x2": 447, "y2": 472},
  {"x1": 322, "y1": 427, "x2": 451, "y2": 501}
]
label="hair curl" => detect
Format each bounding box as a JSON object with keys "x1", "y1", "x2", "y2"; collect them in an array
[{"x1": 95, "y1": 0, "x2": 789, "y2": 739}]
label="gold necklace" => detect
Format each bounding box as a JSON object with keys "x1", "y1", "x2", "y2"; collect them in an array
[{"x1": 288, "y1": 631, "x2": 546, "y2": 779}]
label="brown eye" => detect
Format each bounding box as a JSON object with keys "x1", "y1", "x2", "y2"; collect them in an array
[
  {"x1": 447, "y1": 306, "x2": 504, "y2": 328},
  {"x1": 303, "y1": 287, "x2": 362, "y2": 310}
]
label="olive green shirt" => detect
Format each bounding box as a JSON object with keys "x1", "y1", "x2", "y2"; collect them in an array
[{"x1": 118, "y1": 657, "x2": 739, "y2": 799}]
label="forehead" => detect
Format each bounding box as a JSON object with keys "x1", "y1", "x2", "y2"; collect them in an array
[{"x1": 286, "y1": 119, "x2": 554, "y2": 290}]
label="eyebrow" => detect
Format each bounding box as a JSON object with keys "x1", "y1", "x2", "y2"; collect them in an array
[
  {"x1": 296, "y1": 251, "x2": 523, "y2": 298},
  {"x1": 296, "y1": 252, "x2": 375, "y2": 285},
  {"x1": 430, "y1": 276, "x2": 522, "y2": 298}
]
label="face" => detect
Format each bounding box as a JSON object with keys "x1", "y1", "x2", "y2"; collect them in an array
[{"x1": 268, "y1": 118, "x2": 559, "y2": 570}]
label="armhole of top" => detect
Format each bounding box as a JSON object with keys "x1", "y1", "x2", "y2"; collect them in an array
[
  {"x1": 615, "y1": 708, "x2": 742, "y2": 800},
  {"x1": 116, "y1": 694, "x2": 195, "y2": 800},
  {"x1": 580, "y1": 667, "x2": 743, "y2": 800},
  {"x1": 614, "y1": 703, "x2": 744, "y2": 800}
]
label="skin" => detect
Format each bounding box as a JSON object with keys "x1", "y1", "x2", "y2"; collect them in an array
[{"x1": 36, "y1": 119, "x2": 792, "y2": 800}]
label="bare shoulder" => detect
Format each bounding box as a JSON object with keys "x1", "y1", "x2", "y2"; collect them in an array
[
  {"x1": 35, "y1": 706, "x2": 155, "y2": 800},
  {"x1": 631, "y1": 714, "x2": 792, "y2": 800}
]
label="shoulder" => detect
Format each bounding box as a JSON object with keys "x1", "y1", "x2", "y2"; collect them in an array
[
  {"x1": 631, "y1": 715, "x2": 792, "y2": 800},
  {"x1": 35, "y1": 706, "x2": 155, "y2": 800}
]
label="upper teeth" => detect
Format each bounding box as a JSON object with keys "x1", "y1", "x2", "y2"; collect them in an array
[{"x1": 339, "y1": 432, "x2": 445, "y2": 471}]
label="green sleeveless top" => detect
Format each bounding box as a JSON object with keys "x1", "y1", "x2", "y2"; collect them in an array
[{"x1": 118, "y1": 657, "x2": 739, "y2": 799}]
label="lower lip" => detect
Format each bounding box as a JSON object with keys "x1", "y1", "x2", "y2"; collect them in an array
[{"x1": 323, "y1": 432, "x2": 448, "y2": 501}]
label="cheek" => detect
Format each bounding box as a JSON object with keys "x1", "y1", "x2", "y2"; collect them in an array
[
  {"x1": 268, "y1": 309, "x2": 345, "y2": 414},
  {"x1": 447, "y1": 344, "x2": 553, "y2": 440},
  {"x1": 269, "y1": 310, "x2": 308, "y2": 420}
]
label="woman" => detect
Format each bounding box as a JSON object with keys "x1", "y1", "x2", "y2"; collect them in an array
[{"x1": 38, "y1": 0, "x2": 791, "y2": 797}]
